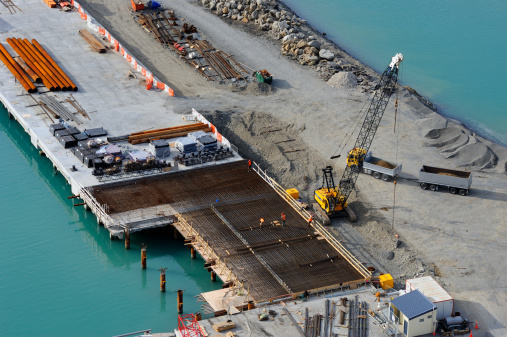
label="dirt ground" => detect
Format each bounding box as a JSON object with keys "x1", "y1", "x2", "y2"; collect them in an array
[{"x1": 77, "y1": 0, "x2": 507, "y2": 335}]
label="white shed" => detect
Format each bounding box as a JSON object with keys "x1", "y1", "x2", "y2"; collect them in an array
[
  {"x1": 406, "y1": 276, "x2": 453, "y2": 320},
  {"x1": 390, "y1": 289, "x2": 437, "y2": 337}
]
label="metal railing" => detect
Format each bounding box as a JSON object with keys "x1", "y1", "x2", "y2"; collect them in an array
[
  {"x1": 251, "y1": 161, "x2": 372, "y2": 279},
  {"x1": 79, "y1": 186, "x2": 122, "y2": 230}
]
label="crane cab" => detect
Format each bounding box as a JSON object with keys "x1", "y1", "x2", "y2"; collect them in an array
[{"x1": 346, "y1": 148, "x2": 367, "y2": 171}]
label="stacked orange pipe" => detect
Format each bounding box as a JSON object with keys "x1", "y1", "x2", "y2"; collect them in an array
[
  {"x1": 32, "y1": 39, "x2": 78, "y2": 91},
  {"x1": 21, "y1": 38, "x2": 70, "y2": 91},
  {"x1": 13, "y1": 38, "x2": 60, "y2": 91},
  {"x1": 0, "y1": 43, "x2": 37, "y2": 93},
  {"x1": 6, "y1": 38, "x2": 57, "y2": 91},
  {"x1": 14, "y1": 56, "x2": 41, "y2": 83}
]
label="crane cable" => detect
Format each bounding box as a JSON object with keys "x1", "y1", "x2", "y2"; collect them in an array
[
  {"x1": 392, "y1": 62, "x2": 403, "y2": 230},
  {"x1": 330, "y1": 95, "x2": 371, "y2": 159}
]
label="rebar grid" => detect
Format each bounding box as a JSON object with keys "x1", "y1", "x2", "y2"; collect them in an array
[{"x1": 91, "y1": 161, "x2": 364, "y2": 300}]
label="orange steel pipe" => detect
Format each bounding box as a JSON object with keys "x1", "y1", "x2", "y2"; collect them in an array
[
  {"x1": 32, "y1": 39, "x2": 77, "y2": 91},
  {"x1": 16, "y1": 39, "x2": 61, "y2": 91},
  {"x1": 7, "y1": 38, "x2": 56, "y2": 91},
  {"x1": 22, "y1": 38, "x2": 70, "y2": 91},
  {"x1": 0, "y1": 45, "x2": 37, "y2": 93},
  {"x1": 14, "y1": 56, "x2": 41, "y2": 83}
]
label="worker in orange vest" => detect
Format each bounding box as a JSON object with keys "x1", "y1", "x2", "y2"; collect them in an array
[
  {"x1": 260, "y1": 218, "x2": 264, "y2": 227},
  {"x1": 280, "y1": 212, "x2": 286, "y2": 226},
  {"x1": 248, "y1": 159, "x2": 252, "y2": 171},
  {"x1": 307, "y1": 214, "x2": 313, "y2": 227}
]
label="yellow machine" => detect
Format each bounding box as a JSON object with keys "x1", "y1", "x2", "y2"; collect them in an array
[
  {"x1": 312, "y1": 53, "x2": 404, "y2": 225},
  {"x1": 313, "y1": 166, "x2": 356, "y2": 225},
  {"x1": 346, "y1": 148, "x2": 367, "y2": 171}
]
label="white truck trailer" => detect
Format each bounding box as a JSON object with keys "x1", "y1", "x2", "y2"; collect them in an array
[
  {"x1": 419, "y1": 165, "x2": 472, "y2": 196},
  {"x1": 361, "y1": 151, "x2": 402, "y2": 182}
]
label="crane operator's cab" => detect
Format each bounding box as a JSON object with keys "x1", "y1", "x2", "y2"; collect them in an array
[
  {"x1": 346, "y1": 148, "x2": 367, "y2": 172},
  {"x1": 313, "y1": 166, "x2": 356, "y2": 225}
]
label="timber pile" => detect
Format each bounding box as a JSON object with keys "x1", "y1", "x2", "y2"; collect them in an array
[
  {"x1": 79, "y1": 29, "x2": 106, "y2": 53},
  {"x1": 128, "y1": 123, "x2": 211, "y2": 145}
]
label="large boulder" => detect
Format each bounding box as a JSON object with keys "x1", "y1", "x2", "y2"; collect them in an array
[
  {"x1": 307, "y1": 40, "x2": 321, "y2": 49},
  {"x1": 319, "y1": 49, "x2": 335, "y2": 61}
]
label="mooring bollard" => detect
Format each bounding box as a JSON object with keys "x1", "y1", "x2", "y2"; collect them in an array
[
  {"x1": 159, "y1": 267, "x2": 167, "y2": 292},
  {"x1": 177, "y1": 289, "x2": 184, "y2": 313},
  {"x1": 248, "y1": 301, "x2": 255, "y2": 310},
  {"x1": 141, "y1": 244, "x2": 147, "y2": 269}
]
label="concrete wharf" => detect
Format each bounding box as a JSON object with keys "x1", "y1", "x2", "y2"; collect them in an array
[{"x1": 0, "y1": 0, "x2": 371, "y2": 305}]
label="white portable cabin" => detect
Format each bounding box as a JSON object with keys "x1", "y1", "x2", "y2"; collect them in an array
[{"x1": 406, "y1": 276, "x2": 454, "y2": 320}]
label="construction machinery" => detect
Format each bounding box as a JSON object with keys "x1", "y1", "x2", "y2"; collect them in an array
[{"x1": 313, "y1": 53, "x2": 404, "y2": 225}]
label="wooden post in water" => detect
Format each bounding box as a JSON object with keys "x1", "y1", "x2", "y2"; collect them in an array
[
  {"x1": 211, "y1": 270, "x2": 217, "y2": 282},
  {"x1": 159, "y1": 267, "x2": 167, "y2": 292},
  {"x1": 125, "y1": 227, "x2": 130, "y2": 249},
  {"x1": 177, "y1": 290, "x2": 184, "y2": 313},
  {"x1": 190, "y1": 246, "x2": 196, "y2": 259},
  {"x1": 141, "y1": 243, "x2": 147, "y2": 269}
]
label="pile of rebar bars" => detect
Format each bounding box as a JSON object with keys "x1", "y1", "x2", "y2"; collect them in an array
[
  {"x1": 349, "y1": 296, "x2": 368, "y2": 337},
  {"x1": 79, "y1": 29, "x2": 106, "y2": 53},
  {"x1": 37, "y1": 95, "x2": 82, "y2": 124},
  {"x1": 128, "y1": 123, "x2": 211, "y2": 145},
  {"x1": 2, "y1": 37, "x2": 77, "y2": 92}
]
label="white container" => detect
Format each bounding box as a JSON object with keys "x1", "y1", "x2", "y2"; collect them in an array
[{"x1": 406, "y1": 276, "x2": 454, "y2": 320}]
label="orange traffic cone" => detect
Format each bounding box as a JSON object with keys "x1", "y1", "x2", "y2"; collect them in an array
[
  {"x1": 469, "y1": 330, "x2": 473, "y2": 337},
  {"x1": 475, "y1": 321, "x2": 479, "y2": 329},
  {"x1": 432, "y1": 330, "x2": 435, "y2": 335}
]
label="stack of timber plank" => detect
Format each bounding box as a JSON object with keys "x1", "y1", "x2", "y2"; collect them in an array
[
  {"x1": 79, "y1": 30, "x2": 106, "y2": 53},
  {"x1": 128, "y1": 123, "x2": 212, "y2": 145}
]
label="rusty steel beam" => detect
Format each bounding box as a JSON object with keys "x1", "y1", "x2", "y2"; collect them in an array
[
  {"x1": 0, "y1": 44, "x2": 37, "y2": 93},
  {"x1": 7, "y1": 38, "x2": 58, "y2": 91},
  {"x1": 15, "y1": 38, "x2": 61, "y2": 91},
  {"x1": 14, "y1": 56, "x2": 41, "y2": 83},
  {"x1": 31, "y1": 39, "x2": 78, "y2": 91},
  {"x1": 21, "y1": 38, "x2": 71, "y2": 90},
  {"x1": 20, "y1": 38, "x2": 69, "y2": 91}
]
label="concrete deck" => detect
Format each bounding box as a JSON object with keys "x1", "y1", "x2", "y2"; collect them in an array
[{"x1": 0, "y1": 0, "x2": 239, "y2": 194}]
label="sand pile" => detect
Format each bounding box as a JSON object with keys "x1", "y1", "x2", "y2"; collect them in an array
[
  {"x1": 372, "y1": 160, "x2": 396, "y2": 169},
  {"x1": 327, "y1": 72, "x2": 358, "y2": 89},
  {"x1": 444, "y1": 142, "x2": 497, "y2": 169}
]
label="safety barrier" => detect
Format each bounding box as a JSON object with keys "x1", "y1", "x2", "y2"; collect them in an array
[
  {"x1": 251, "y1": 161, "x2": 372, "y2": 279},
  {"x1": 71, "y1": 0, "x2": 175, "y2": 96},
  {"x1": 192, "y1": 108, "x2": 238, "y2": 153}
]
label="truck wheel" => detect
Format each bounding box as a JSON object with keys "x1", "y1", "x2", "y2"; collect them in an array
[
  {"x1": 449, "y1": 187, "x2": 457, "y2": 194},
  {"x1": 459, "y1": 189, "x2": 467, "y2": 196},
  {"x1": 373, "y1": 172, "x2": 381, "y2": 179},
  {"x1": 430, "y1": 185, "x2": 437, "y2": 191},
  {"x1": 382, "y1": 174, "x2": 390, "y2": 182},
  {"x1": 420, "y1": 182, "x2": 427, "y2": 190}
]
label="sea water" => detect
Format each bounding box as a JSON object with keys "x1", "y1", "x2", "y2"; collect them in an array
[
  {"x1": 282, "y1": 0, "x2": 507, "y2": 145},
  {"x1": 0, "y1": 106, "x2": 222, "y2": 336}
]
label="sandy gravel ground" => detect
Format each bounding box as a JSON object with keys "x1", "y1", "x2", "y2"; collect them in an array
[{"x1": 77, "y1": 0, "x2": 507, "y2": 335}]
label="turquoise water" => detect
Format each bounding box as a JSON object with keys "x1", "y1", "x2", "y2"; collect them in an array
[
  {"x1": 282, "y1": 0, "x2": 507, "y2": 145},
  {"x1": 0, "y1": 106, "x2": 221, "y2": 336}
]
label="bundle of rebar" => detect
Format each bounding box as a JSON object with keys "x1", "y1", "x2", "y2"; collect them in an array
[
  {"x1": 348, "y1": 296, "x2": 368, "y2": 337},
  {"x1": 128, "y1": 123, "x2": 211, "y2": 145},
  {"x1": 5, "y1": 37, "x2": 77, "y2": 92}
]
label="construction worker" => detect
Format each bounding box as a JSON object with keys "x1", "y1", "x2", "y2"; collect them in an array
[
  {"x1": 260, "y1": 218, "x2": 264, "y2": 227},
  {"x1": 307, "y1": 214, "x2": 313, "y2": 227},
  {"x1": 247, "y1": 159, "x2": 252, "y2": 171},
  {"x1": 280, "y1": 212, "x2": 286, "y2": 226}
]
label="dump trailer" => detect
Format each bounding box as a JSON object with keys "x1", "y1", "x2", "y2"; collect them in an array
[
  {"x1": 419, "y1": 165, "x2": 472, "y2": 195},
  {"x1": 362, "y1": 151, "x2": 402, "y2": 181}
]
